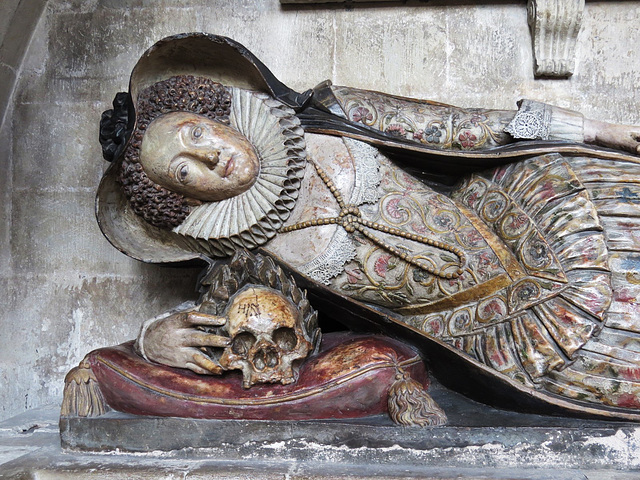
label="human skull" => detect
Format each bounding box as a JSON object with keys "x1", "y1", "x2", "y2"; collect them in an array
[{"x1": 219, "y1": 286, "x2": 314, "y2": 388}]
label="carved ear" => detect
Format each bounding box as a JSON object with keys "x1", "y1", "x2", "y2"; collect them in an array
[{"x1": 184, "y1": 196, "x2": 203, "y2": 207}]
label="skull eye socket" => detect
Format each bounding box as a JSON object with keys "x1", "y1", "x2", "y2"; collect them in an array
[
  {"x1": 273, "y1": 327, "x2": 298, "y2": 352},
  {"x1": 231, "y1": 331, "x2": 257, "y2": 355}
]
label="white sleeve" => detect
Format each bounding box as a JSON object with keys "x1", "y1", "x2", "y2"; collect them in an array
[{"x1": 505, "y1": 99, "x2": 584, "y2": 143}]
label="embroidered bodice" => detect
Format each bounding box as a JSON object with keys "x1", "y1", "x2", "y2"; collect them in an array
[{"x1": 264, "y1": 134, "x2": 508, "y2": 310}]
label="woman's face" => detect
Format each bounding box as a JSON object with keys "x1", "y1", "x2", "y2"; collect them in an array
[{"x1": 140, "y1": 112, "x2": 260, "y2": 202}]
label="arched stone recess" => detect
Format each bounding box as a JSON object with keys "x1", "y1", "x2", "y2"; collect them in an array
[{"x1": 0, "y1": 0, "x2": 48, "y2": 129}]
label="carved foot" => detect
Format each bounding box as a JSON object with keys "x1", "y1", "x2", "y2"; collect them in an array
[{"x1": 387, "y1": 368, "x2": 447, "y2": 427}]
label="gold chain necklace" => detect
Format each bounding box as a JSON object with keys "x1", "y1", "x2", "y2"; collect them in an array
[{"x1": 279, "y1": 162, "x2": 466, "y2": 280}]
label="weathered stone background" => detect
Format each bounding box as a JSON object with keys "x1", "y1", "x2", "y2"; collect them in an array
[{"x1": 0, "y1": 0, "x2": 639, "y2": 421}]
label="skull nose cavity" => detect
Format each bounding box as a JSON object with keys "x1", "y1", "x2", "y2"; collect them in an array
[{"x1": 253, "y1": 346, "x2": 279, "y2": 371}]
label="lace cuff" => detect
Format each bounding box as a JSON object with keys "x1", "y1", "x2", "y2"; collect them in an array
[{"x1": 505, "y1": 99, "x2": 584, "y2": 143}]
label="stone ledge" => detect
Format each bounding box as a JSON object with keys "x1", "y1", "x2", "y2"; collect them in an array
[
  {"x1": 58, "y1": 381, "x2": 640, "y2": 472},
  {"x1": 59, "y1": 412, "x2": 640, "y2": 471},
  {"x1": 2, "y1": 404, "x2": 640, "y2": 479},
  {"x1": 0, "y1": 445, "x2": 601, "y2": 480}
]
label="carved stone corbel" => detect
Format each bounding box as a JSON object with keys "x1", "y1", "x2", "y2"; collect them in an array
[{"x1": 528, "y1": 0, "x2": 585, "y2": 77}]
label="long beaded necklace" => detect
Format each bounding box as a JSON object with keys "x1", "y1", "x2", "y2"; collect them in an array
[{"x1": 279, "y1": 161, "x2": 466, "y2": 280}]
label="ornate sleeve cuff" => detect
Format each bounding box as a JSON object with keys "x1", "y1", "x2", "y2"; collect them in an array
[{"x1": 505, "y1": 99, "x2": 584, "y2": 143}]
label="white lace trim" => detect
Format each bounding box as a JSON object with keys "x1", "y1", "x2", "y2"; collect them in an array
[
  {"x1": 504, "y1": 99, "x2": 584, "y2": 143},
  {"x1": 505, "y1": 99, "x2": 552, "y2": 140},
  {"x1": 345, "y1": 138, "x2": 383, "y2": 206},
  {"x1": 298, "y1": 228, "x2": 357, "y2": 284},
  {"x1": 298, "y1": 138, "x2": 382, "y2": 285}
]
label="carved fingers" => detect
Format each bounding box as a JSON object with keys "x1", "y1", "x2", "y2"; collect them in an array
[
  {"x1": 176, "y1": 312, "x2": 229, "y2": 374},
  {"x1": 588, "y1": 119, "x2": 640, "y2": 156},
  {"x1": 185, "y1": 311, "x2": 227, "y2": 327},
  {"x1": 183, "y1": 330, "x2": 230, "y2": 349},
  {"x1": 188, "y1": 350, "x2": 224, "y2": 375},
  {"x1": 622, "y1": 129, "x2": 640, "y2": 155},
  {"x1": 139, "y1": 310, "x2": 230, "y2": 375},
  {"x1": 633, "y1": 132, "x2": 640, "y2": 155}
]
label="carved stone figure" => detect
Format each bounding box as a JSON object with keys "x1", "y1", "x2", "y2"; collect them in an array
[{"x1": 97, "y1": 33, "x2": 640, "y2": 420}]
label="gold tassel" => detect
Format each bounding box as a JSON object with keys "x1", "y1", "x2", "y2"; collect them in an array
[
  {"x1": 388, "y1": 368, "x2": 447, "y2": 427},
  {"x1": 60, "y1": 357, "x2": 110, "y2": 417}
]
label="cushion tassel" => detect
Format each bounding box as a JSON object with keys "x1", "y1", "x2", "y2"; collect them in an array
[
  {"x1": 388, "y1": 368, "x2": 447, "y2": 426},
  {"x1": 61, "y1": 357, "x2": 110, "y2": 417}
]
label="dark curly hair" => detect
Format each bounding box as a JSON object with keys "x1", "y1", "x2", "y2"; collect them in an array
[{"x1": 120, "y1": 75, "x2": 232, "y2": 229}]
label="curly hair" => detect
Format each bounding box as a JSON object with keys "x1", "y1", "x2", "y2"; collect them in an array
[{"x1": 120, "y1": 75, "x2": 232, "y2": 229}]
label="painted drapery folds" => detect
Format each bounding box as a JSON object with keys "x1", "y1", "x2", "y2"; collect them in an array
[{"x1": 88, "y1": 33, "x2": 640, "y2": 422}]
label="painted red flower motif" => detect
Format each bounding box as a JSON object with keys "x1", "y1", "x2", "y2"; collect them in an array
[
  {"x1": 482, "y1": 299, "x2": 505, "y2": 318},
  {"x1": 385, "y1": 124, "x2": 407, "y2": 137},
  {"x1": 374, "y1": 254, "x2": 392, "y2": 278},
  {"x1": 410, "y1": 222, "x2": 429, "y2": 234},
  {"x1": 494, "y1": 168, "x2": 508, "y2": 182},
  {"x1": 386, "y1": 198, "x2": 407, "y2": 220},
  {"x1": 538, "y1": 180, "x2": 559, "y2": 200},
  {"x1": 427, "y1": 319, "x2": 442, "y2": 336},
  {"x1": 458, "y1": 131, "x2": 477, "y2": 148},
  {"x1": 345, "y1": 267, "x2": 363, "y2": 284},
  {"x1": 352, "y1": 106, "x2": 373, "y2": 123},
  {"x1": 616, "y1": 393, "x2": 640, "y2": 409},
  {"x1": 508, "y1": 214, "x2": 529, "y2": 231},
  {"x1": 462, "y1": 229, "x2": 483, "y2": 247},
  {"x1": 470, "y1": 114, "x2": 486, "y2": 126},
  {"x1": 477, "y1": 252, "x2": 494, "y2": 270},
  {"x1": 489, "y1": 350, "x2": 506, "y2": 367},
  {"x1": 619, "y1": 367, "x2": 640, "y2": 382},
  {"x1": 614, "y1": 288, "x2": 636, "y2": 304}
]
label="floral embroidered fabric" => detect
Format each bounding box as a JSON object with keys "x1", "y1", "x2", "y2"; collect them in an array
[
  {"x1": 330, "y1": 85, "x2": 512, "y2": 151},
  {"x1": 298, "y1": 139, "x2": 383, "y2": 284}
]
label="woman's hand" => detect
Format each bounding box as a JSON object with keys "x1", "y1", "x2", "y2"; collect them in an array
[
  {"x1": 585, "y1": 118, "x2": 640, "y2": 155},
  {"x1": 138, "y1": 310, "x2": 229, "y2": 374}
]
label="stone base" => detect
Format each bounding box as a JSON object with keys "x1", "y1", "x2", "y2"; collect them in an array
[
  {"x1": 59, "y1": 411, "x2": 640, "y2": 472},
  {"x1": 4, "y1": 384, "x2": 640, "y2": 479}
]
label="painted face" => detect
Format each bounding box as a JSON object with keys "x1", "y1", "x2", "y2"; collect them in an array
[{"x1": 139, "y1": 112, "x2": 260, "y2": 202}]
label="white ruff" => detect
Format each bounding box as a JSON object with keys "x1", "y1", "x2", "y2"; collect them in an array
[{"x1": 173, "y1": 88, "x2": 307, "y2": 256}]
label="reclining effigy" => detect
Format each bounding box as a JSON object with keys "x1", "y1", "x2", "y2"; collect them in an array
[{"x1": 64, "y1": 33, "x2": 640, "y2": 424}]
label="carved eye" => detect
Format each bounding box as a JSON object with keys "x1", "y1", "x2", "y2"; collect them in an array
[
  {"x1": 231, "y1": 331, "x2": 256, "y2": 356},
  {"x1": 177, "y1": 164, "x2": 189, "y2": 182},
  {"x1": 192, "y1": 126, "x2": 204, "y2": 139},
  {"x1": 273, "y1": 327, "x2": 297, "y2": 352}
]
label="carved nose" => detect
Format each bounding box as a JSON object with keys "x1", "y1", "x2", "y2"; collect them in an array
[
  {"x1": 196, "y1": 150, "x2": 219, "y2": 168},
  {"x1": 253, "y1": 346, "x2": 279, "y2": 371}
]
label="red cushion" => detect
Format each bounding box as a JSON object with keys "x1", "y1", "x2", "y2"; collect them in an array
[{"x1": 88, "y1": 332, "x2": 427, "y2": 420}]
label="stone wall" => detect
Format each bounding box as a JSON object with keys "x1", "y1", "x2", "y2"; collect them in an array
[{"x1": 1, "y1": 0, "x2": 639, "y2": 421}]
